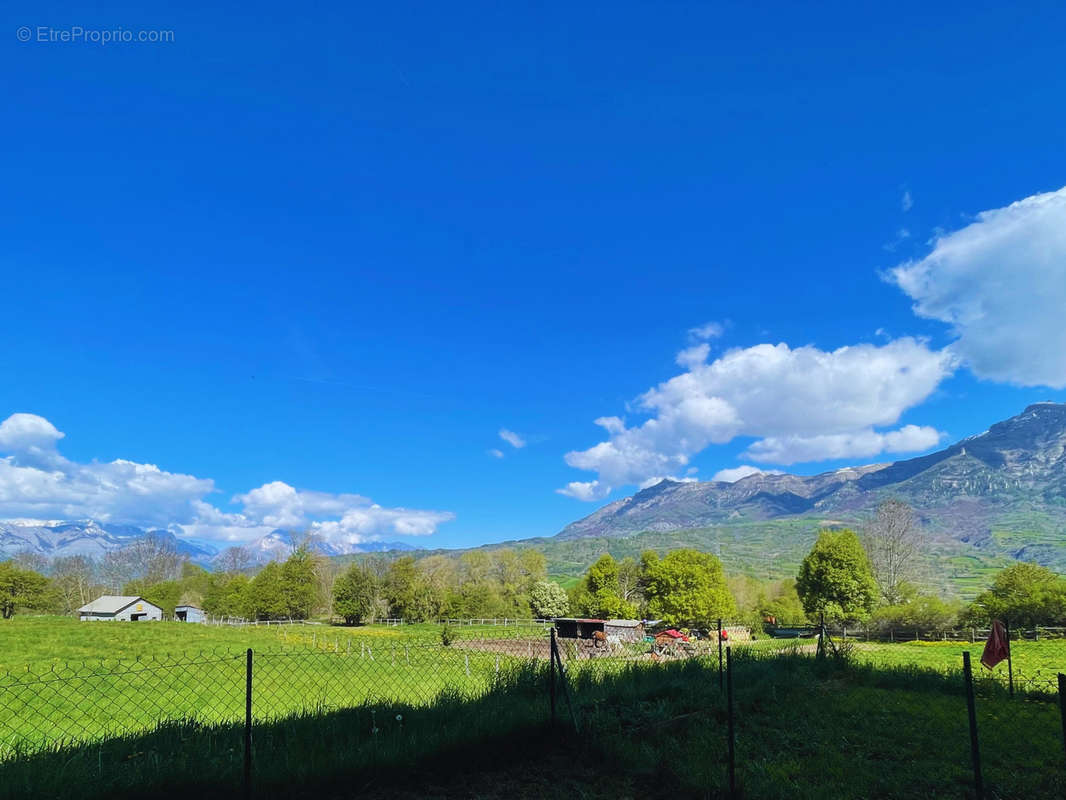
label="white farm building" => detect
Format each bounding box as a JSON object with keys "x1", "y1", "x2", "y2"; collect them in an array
[
  {"x1": 78, "y1": 596, "x2": 163, "y2": 622},
  {"x1": 175, "y1": 605, "x2": 205, "y2": 623}
]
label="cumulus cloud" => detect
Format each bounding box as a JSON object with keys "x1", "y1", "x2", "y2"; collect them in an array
[
  {"x1": 234, "y1": 480, "x2": 454, "y2": 545},
  {"x1": 889, "y1": 185, "x2": 1066, "y2": 388},
  {"x1": 0, "y1": 413, "x2": 455, "y2": 546},
  {"x1": 689, "y1": 321, "x2": 725, "y2": 340},
  {"x1": 560, "y1": 338, "x2": 952, "y2": 498},
  {"x1": 676, "y1": 343, "x2": 710, "y2": 369},
  {"x1": 556, "y1": 480, "x2": 609, "y2": 501},
  {"x1": 711, "y1": 465, "x2": 784, "y2": 483},
  {"x1": 743, "y1": 424, "x2": 943, "y2": 465},
  {"x1": 0, "y1": 413, "x2": 66, "y2": 469},
  {"x1": 499, "y1": 428, "x2": 526, "y2": 449}
]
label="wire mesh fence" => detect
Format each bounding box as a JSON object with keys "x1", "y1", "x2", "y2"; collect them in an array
[
  {"x1": 1, "y1": 624, "x2": 1064, "y2": 799},
  {"x1": 760, "y1": 619, "x2": 1066, "y2": 695},
  {"x1": 0, "y1": 633, "x2": 558, "y2": 758}
]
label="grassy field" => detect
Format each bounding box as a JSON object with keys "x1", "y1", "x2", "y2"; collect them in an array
[
  {"x1": 0, "y1": 616, "x2": 546, "y2": 671},
  {"x1": 0, "y1": 616, "x2": 549, "y2": 758},
  {"x1": 2, "y1": 647, "x2": 1064, "y2": 799},
  {"x1": 2, "y1": 616, "x2": 1064, "y2": 798},
  {"x1": 744, "y1": 635, "x2": 1066, "y2": 692},
  {"x1": 852, "y1": 639, "x2": 1066, "y2": 691}
]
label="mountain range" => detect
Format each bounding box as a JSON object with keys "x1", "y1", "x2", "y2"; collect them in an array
[
  {"x1": 557, "y1": 402, "x2": 1066, "y2": 565},
  {"x1": 3, "y1": 403, "x2": 1065, "y2": 591},
  {"x1": 0, "y1": 519, "x2": 414, "y2": 567}
]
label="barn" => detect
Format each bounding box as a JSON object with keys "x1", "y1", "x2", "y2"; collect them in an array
[
  {"x1": 78, "y1": 596, "x2": 163, "y2": 622},
  {"x1": 174, "y1": 605, "x2": 205, "y2": 623},
  {"x1": 603, "y1": 619, "x2": 644, "y2": 643},
  {"x1": 555, "y1": 618, "x2": 644, "y2": 642}
]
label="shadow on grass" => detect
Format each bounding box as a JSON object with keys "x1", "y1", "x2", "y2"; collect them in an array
[{"x1": 2, "y1": 649, "x2": 1064, "y2": 800}]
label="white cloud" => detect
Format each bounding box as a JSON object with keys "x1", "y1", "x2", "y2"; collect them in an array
[
  {"x1": 676, "y1": 343, "x2": 710, "y2": 368},
  {"x1": 689, "y1": 321, "x2": 725, "y2": 340},
  {"x1": 560, "y1": 338, "x2": 953, "y2": 497},
  {"x1": 0, "y1": 413, "x2": 455, "y2": 546},
  {"x1": 743, "y1": 424, "x2": 943, "y2": 465},
  {"x1": 0, "y1": 413, "x2": 66, "y2": 469},
  {"x1": 902, "y1": 190, "x2": 913, "y2": 212},
  {"x1": 499, "y1": 428, "x2": 526, "y2": 449},
  {"x1": 234, "y1": 480, "x2": 455, "y2": 545},
  {"x1": 487, "y1": 448, "x2": 505, "y2": 459},
  {"x1": 883, "y1": 228, "x2": 911, "y2": 253},
  {"x1": 711, "y1": 465, "x2": 784, "y2": 483},
  {"x1": 638, "y1": 475, "x2": 698, "y2": 489},
  {"x1": 555, "y1": 480, "x2": 609, "y2": 501},
  {"x1": 889, "y1": 185, "x2": 1066, "y2": 388}
]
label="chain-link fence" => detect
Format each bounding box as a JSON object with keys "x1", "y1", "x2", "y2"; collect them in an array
[
  {"x1": 0, "y1": 633, "x2": 552, "y2": 758},
  {"x1": 757, "y1": 620, "x2": 1066, "y2": 695},
  {"x1": 1, "y1": 625, "x2": 1064, "y2": 799}
]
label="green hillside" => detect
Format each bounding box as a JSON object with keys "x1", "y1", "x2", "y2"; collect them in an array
[{"x1": 352, "y1": 516, "x2": 1021, "y2": 601}]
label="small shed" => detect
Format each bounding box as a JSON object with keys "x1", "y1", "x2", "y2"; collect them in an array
[
  {"x1": 78, "y1": 596, "x2": 163, "y2": 622},
  {"x1": 604, "y1": 619, "x2": 644, "y2": 643},
  {"x1": 555, "y1": 618, "x2": 605, "y2": 640},
  {"x1": 555, "y1": 618, "x2": 644, "y2": 642},
  {"x1": 175, "y1": 605, "x2": 205, "y2": 623}
]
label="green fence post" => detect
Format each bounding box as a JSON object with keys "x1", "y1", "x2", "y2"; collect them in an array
[
  {"x1": 726, "y1": 645, "x2": 736, "y2": 797},
  {"x1": 963, "y1": 651, "x2": 983, "y2": 800},
  {"x1": 244, "y1": 648, "x2": 253, "y2": 800}
]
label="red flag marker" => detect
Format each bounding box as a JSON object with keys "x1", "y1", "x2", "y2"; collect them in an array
[{"x1": 980, "y1": 619, "x2": 1010, "y2": 670}]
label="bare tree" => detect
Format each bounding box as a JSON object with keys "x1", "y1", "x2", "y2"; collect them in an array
[
  {"x1": 862, "y1": 499, "x2": 921, "y2": 605},
  {"x1": 617, "y1": 557, "x2": 644, "y2": 607},
  {"x1": 13, "y1": 551, "x2": 50, "y2": 574},
  {"x1": 51, "y1": 555, "x2": 98, "y2": 612},
  {"x1": 99, "y1": 550, "x2": 134, "y2": 593},
  {"x1": 98, "y1": 534, "x2": 185, "y2": 591},
  {"x1": 216, "y1": 546, "x2": 253, "y2": 575},
  {"x1": 124, "y1": 533, "x2": 186, "y2": 584}
]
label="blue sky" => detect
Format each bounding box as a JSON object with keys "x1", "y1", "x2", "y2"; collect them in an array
[{"x1": 2, "y1": 1, "x2": 1066, "y2": 550}]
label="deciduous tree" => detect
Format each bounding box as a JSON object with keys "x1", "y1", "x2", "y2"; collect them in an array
[
  {"x1": 529, "y1": 580, "x2": 569, "y2": 619},
  {"x1": 964, "y1": 563, "x2": 1066, "y2": 627},
  {"x1": 333, "y1": 563, "x2": 379, "y2": 625},
  {"x1": 643, "y1": 549, "x2": 735, "y2": 628},
  {"x1": 572, "y1": 554, "x2": 637, "y2": 619},
  {"x1": 796, "y1": 529, "x2": 878, "y2": 621},
  {"x1": 0, "y1": 561, "x2": 50, "y2": 619}
]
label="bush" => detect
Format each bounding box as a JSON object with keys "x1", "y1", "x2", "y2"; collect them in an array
[
  {"x1": 439, "y1": 624, "x2": 457, "y2": 647},
  {"x1": 529, "y1": 581, "x2": 569, "y2": 619}
]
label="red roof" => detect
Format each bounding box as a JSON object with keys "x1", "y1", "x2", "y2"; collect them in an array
[{"x1": 658, "y1": 629, "x2": 689, "y2": 642}]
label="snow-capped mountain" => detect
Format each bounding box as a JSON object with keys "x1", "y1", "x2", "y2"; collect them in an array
[
  {"x1": 0, "y1": 519, "x2": 218, "y2": 564},
  {"x1": 239, "y1": 530, "x2": 417, "y2": 566},
  {"x1": 0, "y1": 519, "x2": 418, "y2": 568}
]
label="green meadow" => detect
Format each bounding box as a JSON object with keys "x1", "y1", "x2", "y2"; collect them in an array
[
  {"x1": 1, "y1": 643, "x2": 1064, "y2": 800},
  {"x1": 0, "y1": 616, "x2": 549, "y2": 758},
  {"x1": 0, "y1": 616, "x2": 545, "y2": 671}
]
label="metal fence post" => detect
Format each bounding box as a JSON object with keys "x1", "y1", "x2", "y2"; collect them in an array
[
  {"x1": 244, "y1": 648, "x2": 253, "y2": 800},
  {"x1": 551, "y1": 632, "x2": 579, "y2": 732},
  {"x1": 549, "y1": 627, "x2": 557, "y2": 728},
  {"x1": 1058, "y1": 673, "x2": 1066, "y2": 767},
  {"x1": 718, "y1": 617, "x2": 724, "y2": 691},
  {"x1": 962, "y1": 651, "x2": 983, "y2": 800},
  {"x1": 726, "y1": 645, "x2": 736, "y2": 798},
  {"x1": 1005, "y1": 618, "x2": 1014, "y2": 698}
]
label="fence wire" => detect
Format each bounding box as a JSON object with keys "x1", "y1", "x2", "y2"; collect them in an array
[{"x1": 0, "y1": 624, "x2": 1063, "y2": 800}]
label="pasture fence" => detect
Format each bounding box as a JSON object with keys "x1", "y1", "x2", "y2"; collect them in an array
[
  {"x1": 201, "y1": 615, "x2": 556, "y2": 628},
  {"x1": 0, "y1": 626, "x2": 1064, "y2": 799}
]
